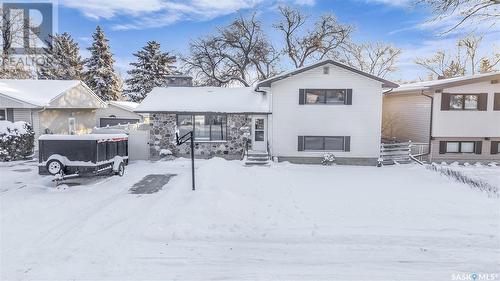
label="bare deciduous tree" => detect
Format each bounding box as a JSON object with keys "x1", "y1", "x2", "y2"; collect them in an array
[
  {"x1": 416, "y1": 50, "x2": 466, "y2": 78},
  {"x1": 459, "y1": 35, "x2": 482, "y2": 74},
  {"x1": 339, "y1": 42, "x2": 401, "y2": 78},
  {"x1": 183, "y1": 13, "x2": 279, "y2": 86},
  {"x1": 274, "y1": 6, "x2": 352, "y2": 68},
  {"x1": 416, "y1": 35, "x2": 499, "y2": 78},
  {"x1": 416, "y1": 0, "x2": 500, "y2": 33},
  {"x1": 0, "y1": 8, "x2": 31, "y2": 78}
]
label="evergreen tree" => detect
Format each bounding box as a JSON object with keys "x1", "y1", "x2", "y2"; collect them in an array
[
  {"x1": 38, "y1": 33, "x2": 84, "y2": 80},
  {"x1": 84, "y1": 26, "x2": 122, "y2": 101},
  {"x1": 125, "y1": 41, "x2": 176, "y2": 102}
]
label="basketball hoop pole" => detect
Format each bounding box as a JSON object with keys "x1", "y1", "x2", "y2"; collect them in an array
[{"x1": 176, "y1": 130, "x2": 195, "y2": 191}]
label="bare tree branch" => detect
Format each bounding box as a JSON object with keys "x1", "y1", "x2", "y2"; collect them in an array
[
  {"x1": 274, "y1": 6, "x2": 353, "y2": 68},
  {"x1": 339, "y1": 42, "x2": 401, "y2": 78},
  {"x1": 183, "y1": 13, "x2": 279, "y2": 86}
]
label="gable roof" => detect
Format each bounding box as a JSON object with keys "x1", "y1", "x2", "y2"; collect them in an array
[
  {"x1": 391, "y1": 71, "x2": 500, "y2": 94},
  {"x1": 135, "y1": 87, "x2": 270, "y2": 114},
  {"x1": 0, "y1": 79, "x2": 103, "y2": 107},
  {"x1": 108, "y1": 101, "x2": 139, "y2": 112},
  {"x1": 256, "y1": 59, "x2": 399, "y2": 88}
]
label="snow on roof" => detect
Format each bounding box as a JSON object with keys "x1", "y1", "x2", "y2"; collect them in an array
[
  {"x1": 0, "y1": 79, "x2": 83, "y2": 107},
  {"x1": 108, "y1": 101, "x2": 139, "y2": 112},
  {"x1": 256, "y1": 59, "x2": 399, "y2": 88},
  {"x1": 392, "y1": 72, "x2": 500, "y2": 93},
  {"x1": 39, "y1": 134, "x2": 128, "y2": 141},
  {"x1": 135, "y1": 87, "x2": 270, "y2": 113}
]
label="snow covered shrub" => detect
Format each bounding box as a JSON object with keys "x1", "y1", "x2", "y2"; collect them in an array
[
  {"x1": 322, "y1": 153, "x2": 336, "y2": 165},
  {"x1": 427, "y1": 164, "x2": 498, "y2": 197},
  {"x1": 0, "y1": 121, "x2": 35, "y2": 161}
]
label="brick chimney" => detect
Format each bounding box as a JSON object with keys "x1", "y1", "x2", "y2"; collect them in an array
[{"x1": 165, "y1": 75, "x2": 193, "y2": 87}]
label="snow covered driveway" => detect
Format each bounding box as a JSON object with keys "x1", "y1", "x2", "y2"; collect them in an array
[{"x1": 1, "y1": 159, "x2": 499, "y2": 280}]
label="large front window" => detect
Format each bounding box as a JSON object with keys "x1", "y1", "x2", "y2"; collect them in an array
[
  {"x1": 177, "y1": 114, "x2": 227, "y2": 141},
  {"x1": 450, "y1": 94, "x2": 479, "y2": 110}
]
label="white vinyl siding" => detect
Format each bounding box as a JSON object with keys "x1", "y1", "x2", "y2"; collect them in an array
[
  {"x1": 433, "y1": 81, "x2": 500, "y2": 138},
  {"x1": 270, "y1": 62, "x2": 383, "y2": 158}
]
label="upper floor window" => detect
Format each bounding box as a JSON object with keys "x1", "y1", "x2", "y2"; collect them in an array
[
  {"x1": 177, "y1": 114, "x2": 227, "y2": 141},
  {"x1": 450, "y1": 94, "x2": 479, "y2": 110},
  {"x1": 305, "y1": 89, "x2": 346, "y2": 104}
]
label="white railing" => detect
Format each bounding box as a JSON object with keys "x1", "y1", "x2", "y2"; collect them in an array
[{"x1": 409, "y1": 142, "x2": 429, "y2": 157}]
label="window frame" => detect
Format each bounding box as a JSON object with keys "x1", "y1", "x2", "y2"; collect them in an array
[
  {"x1": 302, "y1": 136, "x2": 345, "y2": 151},
  {"x1": 0, "y1": 108, "x2": 6, "y2": 121},
  {"x1": 445, "y1": 141, "x2": 476, "y2": 154},
  {"x1": 449, "y1": 94, "x2": 480, "y2": 111},
  {"x1": 305, "y1": 89, "x2": 347, "y2": 105},
  {"x1": 176, "y1": 113, "x2": 228, "y2": 142}
]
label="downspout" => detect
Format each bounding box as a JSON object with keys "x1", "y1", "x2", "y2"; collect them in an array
[{"x1": 421, "y1": 91, "x2": 433, "y2": 157}]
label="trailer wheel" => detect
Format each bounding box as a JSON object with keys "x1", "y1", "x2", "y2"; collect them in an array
[
  {"x1": 46, "y1": 159, "x2": 64, "y2": 175},
  {"x1": 115, "y1": 162, "x2": 125, "y2": 176}
]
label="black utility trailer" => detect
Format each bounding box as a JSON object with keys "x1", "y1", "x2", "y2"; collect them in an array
[{"x1": 38, "y1": 134, "x2": 129, "y2": 177}]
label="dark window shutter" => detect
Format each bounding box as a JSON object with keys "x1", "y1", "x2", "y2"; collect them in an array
[
  {"x1": 345, "y1": 89, "x2": 353, "y2": 105},
  {"x1": 494, "y1": 93, "x2": 500, "y2": 111},
  {"x1": 439, "y1": 141, "x2": 446, "y2": 154},
  {"x1": 298, "y1": 136, "x2": 304, "y2": 151},
  {"x1": 6, "y1": 108, "x2": 14, "y2": 122},
  {"x1": 441, "y1": 93, "x2": 450, "y2": 110},
  {"x1": 491, "y1": 141, "x2": 499, "y2": 154},
  {"x1": 344, "y1": 136, "x2": 351, "y2": 152},
  {"x1": 474, "y1": 141, "x2": 482, "y2": 154},
  {"x1": 299, "y1": 89, "x2": 305, "y2": 105},
  {"x1": 478, "y1": 93, "x2": 488, "y2": 111}
]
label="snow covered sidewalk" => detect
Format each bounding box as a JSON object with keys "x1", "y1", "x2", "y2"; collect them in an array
[{"x1": 1, "y1": 158, "x2": 499, "y2": 280}]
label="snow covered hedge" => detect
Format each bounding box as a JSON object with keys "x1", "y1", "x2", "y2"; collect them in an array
[{"x1": 0, "y1": 121, "x2": 35, "y2": 161}]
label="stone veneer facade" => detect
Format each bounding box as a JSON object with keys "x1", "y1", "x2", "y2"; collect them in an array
[{"x1": 149, "y1": 113, "x2": 252, "y2": 159}]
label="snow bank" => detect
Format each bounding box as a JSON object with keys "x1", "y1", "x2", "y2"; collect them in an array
[{"x1": 1, "y1": 158, "x2": 498, "y2": 280}]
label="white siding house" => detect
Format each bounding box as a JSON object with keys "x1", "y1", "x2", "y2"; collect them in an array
[
  {"x1": 383, "y1": 72, "x2": 500, "y2": 163},
  {"x1": 257, "y1": 61, "x2": 396, "y2": 164},
  {"x1": 136, "y1": 60, "x2": 398, "y2": 165}
]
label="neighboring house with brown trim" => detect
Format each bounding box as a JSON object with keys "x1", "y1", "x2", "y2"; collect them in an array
[
  {"x1": 0, "y1": 80, "x2": 106, "y2": 144},
  {"x1": 136, "y1": 59, "x2": 398, "y2": 165},
  {"x1": 383, "y1": 72, "x2": 500, "y2": 163}
]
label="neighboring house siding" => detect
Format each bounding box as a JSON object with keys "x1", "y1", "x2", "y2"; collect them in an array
[
  {"x1": 430, "y1": 137, "x2": 500, "y2": 163},
  {"x1": 95, "y1": 105, "x2": 142, "y2": 127},
  {"x1": 149, "y1": 113, "x2": 250, "y2": 159},
  {"x1": 432, "y1": 81, "x2": 500, "y2": 138},
  {"x1": 48, "y1": 84, "x2": 103, "y2": 108},
  {"x1": 39, "y1": 109, "x2": 97, "y2": 135},
  {"x1": 0, "y1": 95, "x2": 32, "y2": 108},
  {"x1": 382, "y1": 93, "x2": 431, "y2": 143},
  {"x1": 13, "y1": 108, "x2": 32, "y2": 123},
  {"x1": 270, "y1": 63, "x2": 383, "y2": 164}
]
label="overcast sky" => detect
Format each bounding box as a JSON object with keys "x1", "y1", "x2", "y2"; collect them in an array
[{"x1": 54, "y1": 0, "x2": 500, "y2": 82}]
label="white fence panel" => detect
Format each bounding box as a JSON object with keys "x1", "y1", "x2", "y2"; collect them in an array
[{"x1": 128, "y1": 129, "x2": 149, "y2": 161}]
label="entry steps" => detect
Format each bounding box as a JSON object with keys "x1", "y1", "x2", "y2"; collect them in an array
[{"x1": 245, "y1": 150, "x2": 271, "y2": 166}]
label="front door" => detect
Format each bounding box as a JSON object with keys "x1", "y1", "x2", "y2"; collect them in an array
[{"x1": 251, "y1": 116, "x2": 267, "y2": 151}]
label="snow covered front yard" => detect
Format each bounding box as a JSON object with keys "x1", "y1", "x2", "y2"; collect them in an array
[{"x1": 1, "y1": 158, "x2": 499, "y2": 280}]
